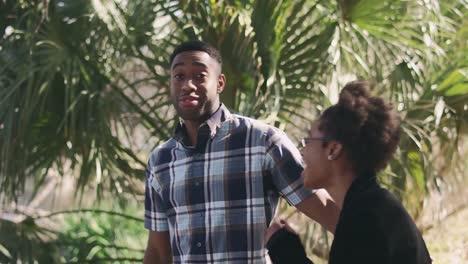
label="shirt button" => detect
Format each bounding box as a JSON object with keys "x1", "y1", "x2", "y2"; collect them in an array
[
  {"x1": 195, "y1": 181, "x2": 200, "y2": 186},
  {"x1": 199, "y1": 213, "x2": 203, "y2": 217},
  {"x1": 196, "y1": 242, "x2": 202, "y2": 247}
]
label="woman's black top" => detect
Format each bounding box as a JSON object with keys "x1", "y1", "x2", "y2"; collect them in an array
[{"x1": 267, "y1": 176, "x2": 432, "y2": 264}]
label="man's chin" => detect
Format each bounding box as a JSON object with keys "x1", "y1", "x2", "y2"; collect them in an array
[
  {"x1": 179, "y1": 110, "x2": 214, "y2": 124},
  {"x1": 179, "y1": 112, "x2": 203, "y2": 121},
  {"x1": 175, "y1": 106, "x2": 202, "y2": 120}
]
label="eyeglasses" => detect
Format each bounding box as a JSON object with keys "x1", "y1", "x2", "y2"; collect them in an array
[{"x1": 301, "y1": 137, "x2": 331, "y2": 147}]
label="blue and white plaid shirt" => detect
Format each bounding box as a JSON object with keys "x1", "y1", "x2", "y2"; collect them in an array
[{"x1": 145, "y1": 104, "x2": 313, "y2": 263}]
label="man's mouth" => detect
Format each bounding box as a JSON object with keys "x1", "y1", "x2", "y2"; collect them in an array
[{"x1": 179, "y1": 96, "x2": 200, "y2": 107}]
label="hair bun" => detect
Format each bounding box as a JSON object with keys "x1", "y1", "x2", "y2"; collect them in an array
[
  {"x1": 338, "y1": 81, "x2": 373, "y2": 127},
  {"x1": 338, "y1": 80, "x2": 371, "y2": 108}
]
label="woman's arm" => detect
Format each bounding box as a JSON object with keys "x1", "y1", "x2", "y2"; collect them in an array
[{"x1": 266, "y1": 221, "x2": 313, "y2": 264}]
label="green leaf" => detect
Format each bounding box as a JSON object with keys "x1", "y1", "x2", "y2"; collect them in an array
[{"x1": 437, "y1": 69, "x2": 468, "y2": 96}]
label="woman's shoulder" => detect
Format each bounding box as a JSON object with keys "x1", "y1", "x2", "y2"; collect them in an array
[
  {"x1": 335, "y1": 184, "x2": 432, "y2": 263},
  {"x1": 349, "y1": 185, "x2": 413, "y2": 225},
  {"x1": 341, "y1": 182, "x2": 423, "y2": 242},
  {"x1": 348, "y1": 184, "x2": 428, "y2": 247}
]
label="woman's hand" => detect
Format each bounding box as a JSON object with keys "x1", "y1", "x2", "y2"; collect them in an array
[
  {"x1": 264, "y1": 219, "x2": 313, "y2": 264},
  {"x1": 265, "y1": 219, "x2": 297, "y2": 244}
]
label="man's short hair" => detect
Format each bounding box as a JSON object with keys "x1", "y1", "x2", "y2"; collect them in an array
[{"x1": 169, "y1": 40, "x2": 222, "y2": 67}]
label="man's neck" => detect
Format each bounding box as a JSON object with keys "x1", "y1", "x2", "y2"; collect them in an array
[
  {"x1": 183, "y1": 120, "x2": 202, "y2": 147},
  {"x1": 181, "y1": 104, "x2": 223, "y2": 146}
]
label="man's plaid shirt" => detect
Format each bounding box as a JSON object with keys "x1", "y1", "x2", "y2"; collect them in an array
[{"x1": 144, "y1": 104, "x2": 313, "y2": 263}]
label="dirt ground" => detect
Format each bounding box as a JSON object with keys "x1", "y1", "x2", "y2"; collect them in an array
[{"x1": 424, "y1": 207, "x2": 468, "y2": 264}]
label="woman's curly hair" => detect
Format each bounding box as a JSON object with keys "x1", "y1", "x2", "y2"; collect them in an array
[{"x1": 318, "y1": 80, "x2": 401, "y2": 176}]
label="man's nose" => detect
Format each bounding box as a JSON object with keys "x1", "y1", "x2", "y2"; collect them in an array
[{"x1": 181, "y1": 79, "x2": 196, "y2": 91}]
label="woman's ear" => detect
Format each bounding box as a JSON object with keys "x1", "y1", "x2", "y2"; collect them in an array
[{"x1": 327, "y1": 141, "x2": 343, "y2": 160}]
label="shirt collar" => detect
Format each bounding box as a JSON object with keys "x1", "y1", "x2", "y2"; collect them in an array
[{"x1": 174, "y1": 104, "x2": 232, "y2": 140}]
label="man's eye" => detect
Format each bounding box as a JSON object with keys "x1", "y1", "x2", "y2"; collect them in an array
[
  {"x1": 196, "y1": 73, "x2": 206, "y2": 78},
  {"x1": 173, "y1": 74, "x2": 183, "y2": 80}
]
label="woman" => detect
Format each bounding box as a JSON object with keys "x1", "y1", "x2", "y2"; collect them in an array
[{"x1": 266, "y1": 81, "x2": 432, "y2": 264}]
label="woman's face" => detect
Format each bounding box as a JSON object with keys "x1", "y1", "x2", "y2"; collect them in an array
[{"x1": 301, "y1": 122, "x2": 332, "y2": 189}]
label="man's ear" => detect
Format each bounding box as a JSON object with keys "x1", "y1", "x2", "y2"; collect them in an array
[
  {"x1": 327, "y1": 141, "x2": 343, "y2": 160},
  {"x1": 217, "y1": 74, "x2": 226, "y2": 94}
]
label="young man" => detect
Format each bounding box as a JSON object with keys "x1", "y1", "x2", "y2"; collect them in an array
[{"x1": 144, "y1": 40, "x2": 338, "y2": 263}]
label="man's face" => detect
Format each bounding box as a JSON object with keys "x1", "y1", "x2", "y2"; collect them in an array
[{"x1": 170, "y1": 51, "x2": 225, "y2": 123}]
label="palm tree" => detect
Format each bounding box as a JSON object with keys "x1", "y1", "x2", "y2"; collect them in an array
[{"x1": 0, "y1": 0, "x2": 175, "y2": 203}]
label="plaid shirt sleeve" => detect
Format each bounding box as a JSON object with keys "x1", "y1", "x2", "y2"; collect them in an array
[
  {"x1": 266, "y1": 129, "x2": 315, "y2": 206},
  {"x1": 144, "y1": 158, "x2": 169, "y2": 232}
]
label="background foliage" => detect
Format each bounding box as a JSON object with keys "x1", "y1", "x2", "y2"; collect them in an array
[{"x1": 1, "y1": 0, "x2": 466, "y2": 262}]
